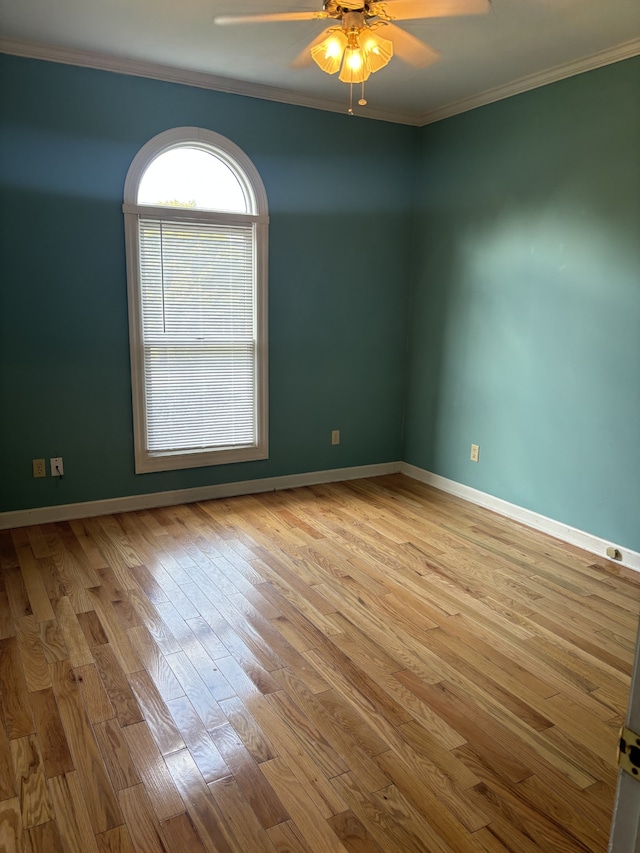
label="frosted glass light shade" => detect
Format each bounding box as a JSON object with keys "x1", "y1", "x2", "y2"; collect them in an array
[
  {"x1": 311, "y1": 31, "x2": 348, "y2": 74},
  {"x1": 360, "y1": 31, "x2": 393, "y2": 73},
  {"x1": 338, "y1": 47, "x2": 371, "y2": 83}
]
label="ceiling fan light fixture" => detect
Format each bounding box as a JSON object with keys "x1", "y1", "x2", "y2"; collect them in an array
[
  {"x1": 311, "y1": 30, "x2": 348, "y2": 74},
  {"x1": 217, "y1": 0, "x2": 489, "y2": 110}
]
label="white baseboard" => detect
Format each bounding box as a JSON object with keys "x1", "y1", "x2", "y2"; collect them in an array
[
  {"x1": 0, "y1": 462, "x2": 401, "y2": 530},
  {"x1": 400, "y1": 463, "x2": 640, "y2": 574},
  {"x1": 4, "y1": 460, "x2": 638, "y2": 575}
]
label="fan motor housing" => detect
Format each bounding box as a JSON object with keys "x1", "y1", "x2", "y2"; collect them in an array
[{"x1": 326, "y1": 2, "x2": 371, "y2": 14}]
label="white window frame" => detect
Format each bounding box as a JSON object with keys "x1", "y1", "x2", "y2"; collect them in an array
[{"x1": 123, "y1": 127, "x2": 269, "y2": 474}]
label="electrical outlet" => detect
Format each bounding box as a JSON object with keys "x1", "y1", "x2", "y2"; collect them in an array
[
  {"x1": 331, "y1": 429, "x2": 340, "y2": 446},
  {"x1": 32, "y1": 458, "x2": 46, "y2": 478},
  {"x1": 470, "y1": 444, "x2": 480, "y2": 463},
  {"x1": 50, "y1": 456, "x2": 64, "y2": 478},
  {"x1": 606, "y1": 546, "x2": 622, "y2": 561}
]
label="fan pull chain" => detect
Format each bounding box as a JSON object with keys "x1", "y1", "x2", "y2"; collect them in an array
[
  {"x1": 359, "y1": 79, "x2": 367, "y2": 106},
  {"x1": 348, "y1": 80, "x2": 367, "y2": 113}
]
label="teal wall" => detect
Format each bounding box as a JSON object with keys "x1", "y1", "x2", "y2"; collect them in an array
[
  {"x1": 0, "y1": 55, "x2": 416, "y2": 512},
  {"x1": 404, "y1": 57, "x2": 640, "y2": 552},
  {"x1": 2, "y1": 52, "x2": 639, "y2": 556}
]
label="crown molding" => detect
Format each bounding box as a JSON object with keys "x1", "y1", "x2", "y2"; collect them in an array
[
  {"x1": 1, "y1": 34, "x2": 638, "y2": 128},
  {"x1": 418, "y1": 36, "x2": 640, "y2": 126},
  {"x1": 0, "y1": 37, "x2": 417, "y2": 126}
]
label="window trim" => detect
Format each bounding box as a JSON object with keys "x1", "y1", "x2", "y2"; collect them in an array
[{"x1": 123, "y1": 127, "x2": 269, "y2": 474}]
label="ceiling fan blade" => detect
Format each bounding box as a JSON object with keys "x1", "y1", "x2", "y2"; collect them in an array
[
  {"x1": 382, "y1": 22, "x2": 440, "y2": 67},
  {"x1": 291, "y1": 27, "x2": 338, "y2": 68},
  {"x1": 370, "y1": 0, "x2": 490, "y2": 21},
  {"x1": 215, "y1": 11, "x2": 329, "y2": 26}
]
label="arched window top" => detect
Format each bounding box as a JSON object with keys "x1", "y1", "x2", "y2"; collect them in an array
[
  {"x1": 138, "y1": 147, "x2": 248, "y2": 213},
  {"x1": 124, "y1": 127, "x2": 268, "y2": 217}
]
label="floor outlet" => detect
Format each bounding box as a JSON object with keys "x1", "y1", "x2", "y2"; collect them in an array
[{"x1": 50, "y1": 456, "x2": 64, "y2": 478}]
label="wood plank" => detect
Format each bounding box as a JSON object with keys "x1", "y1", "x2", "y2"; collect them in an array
[
  {"x1": 10, "y1": 734, "x2": 54, "y2": 829},
  {"x1": 127, "y1": 669, "x2": 185, "y2": 756},
  {"x1": 265, "y1": 689, "x2": 348, "y2": 780},
  {"x1": 4, "y1": 565, "x2": 33, "y2": 620},
  {"x1": 272, "y1": 668, "x2": 389, "y2": 793},
  {"x1": 52, "y1": 522, "x2": 103, "y2": 586},
  {"x1": 93, "y1": 564, "x2": 129, "y2": 603},
  {"x1": 88, "y1": 587, "x2": 143, "y2": 674},
  {"x1": 394, "y1": 671, "x2": 533, "y2": 784},
  {"x1": 218, "y1": 695, "x2": 278, "y2": 764},
  {"x1": 122, "y1": 721, "x2": 185, "y2": 821},
  {"x1": 77, "y1": 610, "x2": 109, "y2": 646},
  {"x1": 74, "y1": 663, "x2": 115, "y2": 724},
  {"x1": 15, "y1": 616, "x2": 51, "y2": 693},
  {"x1": 260, "y1": 757, "x2": 348, "y2": 853},
  {"x1": 262, "y1": 715, "x2": 348, "y2": 820},
  {"x1": 0, "y1": 710, "x2": 16, "y2": 799},
  {"x1": 94, "y1": 718, "x2": 141, "y2": 791},
  {"x1": 92, "y1": 643, "x2": 143, "y2": 727},
  {"x1": 49, "y1": 770, "x2": 100, "y2": 853},
  {"x1": 16, "y1": 546, "x2": 55, "y2": 623},
  {"x1": 164, "y1": 748, "x2": 235, "y2": 853},
  {"x1": 116, "y1": 784, "x2": 169, "y2": 853},
  {"x1": 0, "y1": 531, "x2": 20, "y2": 569},
  {"x1": 331, "y1": 772, "x2": 453, "y2": 853},
  {"x1": 29, "y1": 688, "x2": 74, "y2": 778},
  {"x1": 267, "y1": 820, "x2": 315, "y2": 853},
  {"x1": 518, "y1": 773, "x2": 610, "y2": 852},
  {"x1": 161, "y1": 812, "x2": 208, "y2": 853},
  {"x1": 458, "y1": 744, "x2": 599, "y2": 852},
  {"x1": 23, "y1": 819, "x2": 64, "y2": 853},
  {"x1": 127, "y1": 588, "x2": 182, "y2": 656},
  {"x1": 166, "y1": 695, "x2": 229, "y2": 783},
  {"x1": 0, "y1": 590, "x2": 15, "y2": 640},
  {"x1": 165, "y1": 651, "x2": 226, "y2": 731},
  {"x1": 326, "y1": 811, "x2": 385, "y2": 853},
  {"x1": 127, "y1": 624, "x2": 184, "y2": 702},
  {"x1": 208, "y1": 775, "x2": 279, "y2": 852},
  {"x1": 96, "y1": 825, "x2": 136, "y2": 853},
  {"x1": 34, "y1": 556, "x2": 65, "y2": 610},
  {"x1": 314, "y1": 690, "x2": 390, "y2": 758},
  {"x1": 0, "y1": 798, "x2": 23, "y2": 853},
  {"x1": 50, "y1": 659, "x2": 123, "y2": 834},
  {"x1": 375, "y1": 749, "x2": 489, "y2": 840},
  {"x1": 129, "y1": 564, "x2": 169, "y2": 606},
  {"x1": 0, "y1": 636, "x2": 34, "y2": 738},
  {"x1": 41, "y1": 529, "x2": 95, "y2": 612},
  {"x1": 54, "y1": 597, "x2": 94, "y2": 668},
  {"x1": 37, "y1": 620, "x2": 68, "y2": 663},
  {"x1": 210, "y1": 722, "x2": 290, "y2": 829}
]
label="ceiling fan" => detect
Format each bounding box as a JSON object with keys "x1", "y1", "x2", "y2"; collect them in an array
[{"x1": 215, "y1": 1, "x2": 490, "y2": 112}]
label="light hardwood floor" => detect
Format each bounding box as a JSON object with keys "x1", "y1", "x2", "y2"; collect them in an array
[{"x1": 0, "y1": 474, "x2": 638, "y2": 852}]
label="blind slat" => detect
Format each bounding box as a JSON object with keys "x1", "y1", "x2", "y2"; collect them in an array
[{"x1": 139, "y1": 218, "x2": 257, "y2": 454}]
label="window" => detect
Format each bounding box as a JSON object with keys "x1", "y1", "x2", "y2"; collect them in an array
[{"x1": 123, "y1": 128, "x2": 269, "y2": 473}]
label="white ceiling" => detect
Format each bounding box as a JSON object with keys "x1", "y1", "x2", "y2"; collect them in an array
[{"x1": 1, "y1": 0, "x2": 639, "y2": 124}]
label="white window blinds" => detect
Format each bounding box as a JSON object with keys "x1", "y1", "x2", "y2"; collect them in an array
[{"x1": 138, "y1": 217, "x2": 257, "y2": 455}]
